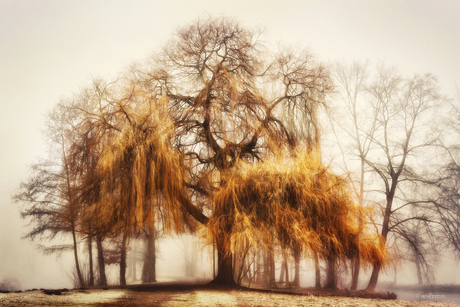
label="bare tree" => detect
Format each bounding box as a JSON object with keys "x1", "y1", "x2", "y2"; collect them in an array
[
  {"x1": 332, "y1": 61, "x2": 446, "y2": 290},
  {"x1": 434, "y1": 94, "x2": 460, "y2": 260},
  {"x1": 14, "y1": 103, "x2": 86, "y2": 287},
  {"x1": 352, "y1": 65, "x2": 444, "y2": 291},
  {"x1": 436, "y1": 163, "x2": 460, "y2": 258}
]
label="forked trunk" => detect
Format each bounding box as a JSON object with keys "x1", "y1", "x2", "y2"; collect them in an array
[{"x1": 71, "y1": 225, "x2": 85, "y2": 287}]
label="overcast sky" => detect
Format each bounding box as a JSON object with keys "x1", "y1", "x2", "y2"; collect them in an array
[{"x1": 1, "y1": 0, "x2": 460, "y2": 289}]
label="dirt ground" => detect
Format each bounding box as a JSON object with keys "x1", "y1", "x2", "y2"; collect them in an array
[{"x1": 1, "y1": 283, "x2": 459, "y2": 307}]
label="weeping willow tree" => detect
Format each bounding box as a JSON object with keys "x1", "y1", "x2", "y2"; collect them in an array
[
  {"x1": 126, "y1": 16, "x2": 334, "y2": 285},
  {"x1": 70, "y1": 76, "x2": 211, "y2": 284},
  {"x1": 211, "y1": 149, "x2": 388, "y2": 288}
]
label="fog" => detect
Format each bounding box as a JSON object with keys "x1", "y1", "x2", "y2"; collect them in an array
[{"x1": 1, "y1": 0, "x2": 460, "y2": 293}]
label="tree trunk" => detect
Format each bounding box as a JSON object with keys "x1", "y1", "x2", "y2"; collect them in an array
[
  {"x1": 314, "y1": 253, "x2": 321, "y2": 288},
  {"x1": 324, "y1": 255, "x2": 337, "y2": 289},
  {"x1": 212, "y1": 240, "x2": 216, "y2": 279},
  {"x1": 132, "y1": 238, "x2": 138, "y2": 281},
  {"x1": 269, "y1": 250, "x2": 276, "y2": 288},
  {"x1": 415, "y1": 255, "x2": 423, "y2": 285},
  {"x1": 367, "y1": 204, "x2": 390, "y2": 291},
  {"x1": 238, "y1": 252, "x2": 250, "y2": 285},
  {"x1": 264, "y1": 247, "x2": 276, "y2": 288},
  {"x1": 71, "y1": 225, "x2": 85, "y2": 287},
  {"x1": 210, "y1": 235, "x2": 236, "y2": 286},
  {"x1": 367, "y1": 265, "x2": 380, "y2": 291},
  {"x1": 351, "y1": 159, "x2": 364, "y2": 290},
  {"x1": 142, "y1": 223, "x2": 156, "y2": 283},
  {"x1": 263, "y1": 248, "x2": 268, "y2": 287},
  {"x1": 367, "y1": 227, "x2": 389, "y2": 290},
  {"x1": 255, "y1": 250, "x2": 262, "y2": 283},
  {"x1": 127, "y1": 240, "x2": 138, "y2": 281},
  {"x1": 284, "y1": 257, "x2": 290, "y2": 287},
  {"x1": 235, "y1": 240, "x2": 250, "y2": 285},
  {"x1": 279, "y1": 256, "x2": 285, "y2": 283},
  {"x1": 120, "y1": 231, "x2": 128, "y2": 285},
  {"x1": 293, "y1": 245, "x2": 301, "y2": 288},
  {"x1": 367, "y1": 180, "x2": 396, "y2": 291},
  {"x1": 351, "y1": 256, "x2": 360, "y2": 290},
  {"x1": 96, "y1": 233, "x2": 107, "y2": 286},
  {"x1": 88, "y1": 234, "x2": 94, "y2": 286},
  {"x1": 245, "y1": 256, "x2": 252, "y2": 282}
]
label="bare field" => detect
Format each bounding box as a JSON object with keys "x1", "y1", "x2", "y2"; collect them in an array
[{"x1": 1, "y1": 288, "x2": 460, "y2": 307}]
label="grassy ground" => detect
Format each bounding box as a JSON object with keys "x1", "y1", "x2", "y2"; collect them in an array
[{"x1": 1, "y1": 283, "x2": 459, "y2": 307}]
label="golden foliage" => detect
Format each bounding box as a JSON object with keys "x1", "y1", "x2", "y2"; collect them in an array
[
  {"x1": 81, "y1": 92, "x2": 195, "y2": 236},
  {"x1": 210, "y1": 148, "x2": 388, "y2": 267}
]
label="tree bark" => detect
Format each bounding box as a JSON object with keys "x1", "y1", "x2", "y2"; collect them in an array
[
  {"x1": 96, "y1": 233, "x2": 107, "y2": 286},
  {"x1": 87, "y1": 234, "x2": 94, "y2": 286},
  {"x1": 351, "y1": 256, "x2": 360, "y2": 290},
  {"x1": 293, "y1": 245, "x2": 301, "y2": 288},
  {"x1": 367, "y1": 265, "x2": 380, "y2": 291},
  {"x1": 367, "y1": 192, "x2": 393, "y2": 291},
  {"x1": 120, "y1": 231, "x2": 128, "y2": 285},
  {"x1": 71, "y1": 224, "x2": 85, "y2": 287},
  {"x1": 284, "y1": 257, "x2": 290, "y2": 287},
  {"x1": 210, "y1": 233, "x2": 236, "y2": 286},
  {"x1": 142, "y1": 223, "x2": 156, "y2": 283},
  {"x1": 324, "y1": 255, "x2": 337, "y2": 289}
]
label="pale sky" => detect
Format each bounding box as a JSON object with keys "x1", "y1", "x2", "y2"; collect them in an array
[{"x1": 1, "y1": 0, "x2": 460, "y2": 289}]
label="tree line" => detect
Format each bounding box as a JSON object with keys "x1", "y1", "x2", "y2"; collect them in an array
[{"x1": 14, "y1": 17, "x2": 459, "y2": 291}]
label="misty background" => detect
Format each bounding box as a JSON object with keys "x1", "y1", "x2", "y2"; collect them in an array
[{"x1": 1, "y1": 0, "x2": 460, "y2": 290}]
